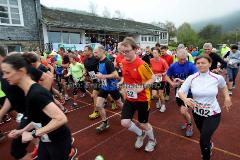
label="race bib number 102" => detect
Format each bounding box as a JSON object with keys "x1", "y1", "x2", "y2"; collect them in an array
[{"x1": 193, "y1": 102, "x2": 213, "y2": 117}]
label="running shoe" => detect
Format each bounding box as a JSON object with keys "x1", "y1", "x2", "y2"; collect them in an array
[
  {"x1": 65, "y1": 95, "x2": 70, "y2": 101},
  {"x1": 79, "y1": 93, "x2": 86, "y2": 98},
  {"x1": 89, "y1": 111, "x2": 100, "y2": 119},
  {"x1": 210, "y1": 142, "x2": 214, "y2": 156},
  {"x1": 96, "y1": 121, "x2": 110, "y2": 133},
  {"x1": 159, "y1": 104, "x2": 166, "y2": 113},
  {"x1": 68, "y1": 147, "x2": 78, "y2": 160},
  {"x1": 135, "y1": 131, "x2": 146, "y2": 149},
  {"x1": 228, "y1": 90, "x2": 233, "y2": 96},
  {"x1": 145, "y1": 139, "x2": 157, "y2": 152},
  {"x1": 31, "y1": 146, "x2": 38, "y2": 160},
  {"x1": 156, "y1": 100, "x2": 161, "y2": 109},
  {"x1": 185, "y1": 125, "x2": 193, "y2": 137},
  {"x1": 180, "y1": 123, "x2": 187, "y2": 130},
  {"x1": 71, "y1": 103, "x2": 78, "y2": 108}
]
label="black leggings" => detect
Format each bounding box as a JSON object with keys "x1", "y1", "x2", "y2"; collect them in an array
[
  {"x1": 165, "y1": 82, "x2": 170, "y2": 96},
  {"x1": 193, "y1": 112, "x2": 221, "y2": 160},
  {"x1": 72, "y1": 81, "x2": 86, "y2": 95}
]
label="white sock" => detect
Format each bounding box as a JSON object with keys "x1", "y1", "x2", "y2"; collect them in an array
[
  {"x1": 128, "y1": 121, "x2": 142, "y2": 136},
  {"x1": 146, "y1": 128, "x2": 155, "y2": 141}
]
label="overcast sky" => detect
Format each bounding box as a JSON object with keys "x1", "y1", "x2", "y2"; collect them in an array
[{"x1": 40, "y1": 0, "x2": 240, "y2": 26}]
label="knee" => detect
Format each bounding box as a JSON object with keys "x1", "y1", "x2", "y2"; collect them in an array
[{"x1": 121, "y1": 119, "x2": 131, "y2": 128}]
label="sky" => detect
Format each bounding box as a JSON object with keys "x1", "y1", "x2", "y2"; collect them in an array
[{"x1": 40, "y1": 0, "x2": 240, "y2": 26}]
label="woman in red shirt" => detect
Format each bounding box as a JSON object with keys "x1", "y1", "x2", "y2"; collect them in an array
[{"x1": 150, "y1": 48, "x2": 169, "y2": 112}]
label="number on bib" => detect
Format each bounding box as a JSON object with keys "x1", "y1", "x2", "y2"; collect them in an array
[
  {"x1": 126, "y1": 90, "x2": 138, "y2": 99},
  {"x1": 88, "y1": 71, "x2": 96, "y2": 80},
  {"x1": 193, "y1": 102, "x2": 213, "y2": 117}
]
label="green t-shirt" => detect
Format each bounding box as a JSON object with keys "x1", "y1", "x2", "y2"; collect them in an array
[
  {"x1": 0, "y1": 82, "x2": 6, "y2": 98},
  {"x1": 69, "y1": 62, "x2": 85, "y2": 81}
]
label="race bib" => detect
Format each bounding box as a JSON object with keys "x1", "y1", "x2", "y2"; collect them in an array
[
  {"x1": 88, "y1": 71, "x2": 96, "y2": 80},
  {"x1": 32, "y1": 122, "x2": 51, "y2": 142},
  {"x1": 155, "y1": 75, "x2": 162, "y2": 83},
  {"x1": 126, "y1": 90, "x2": 138, "y2": 99},
  {"x1": 101, "y1": 79, "x2": 107, "y2": 86},
  {"x1": 193, "y1": 101, "x2": 213, "y2": 117}
]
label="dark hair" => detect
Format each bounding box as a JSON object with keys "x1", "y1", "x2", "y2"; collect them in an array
[
  {"x1": 84, "y1": 45, "x2": 93, "y2": 52},
  {"x1": 160, "y1": 46, "x2": 167, "y2": 50},
  {"x1": 59, "y1": 47, "x2": 65, "y2": 52},
  {"x1": 194, "y1": 54, "x2": 212, "y2": 64},
  {"x1": 231, "y1": 44, "x2": 238, "y2": 50},
  {"x1": 153, "y1": 47, "x2": 161, "y2": 54},
  {"x1": 155, "y1": 43, "x2": 161, "y2": 47},
  {"x1": 122, "y1": 37, "x2": 139, "y2": 50},
  {"x1": 0, "y1": 46, "x2": 6, "y2": 57},
  {"x1": 3, "y1": 54, "x2": 31, "y2": 73},
  {"x1": 22, "y1": 52, "x2": 38, "y2": 63}
]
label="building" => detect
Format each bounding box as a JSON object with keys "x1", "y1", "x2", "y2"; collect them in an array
[
  {"x1": 0, "y1": 0, "x2": 41, "y2": 53},
  {"x1": 0, "y1": 0, "x2": 168, "y2": 53},
  {"x1": 42, "y1": 6, "x2": 168, "y2": 50}
]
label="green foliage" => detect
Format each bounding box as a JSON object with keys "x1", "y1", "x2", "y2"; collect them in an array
[
  {"x1": 165, "y1": 21, "x2": 177, "y2": 40},
  {"x1": 177, "y1": 22, "x2": 199, "y2": 46},
  {"x1": 198, "y1": 24, "x2": 222, "y2": 46}
]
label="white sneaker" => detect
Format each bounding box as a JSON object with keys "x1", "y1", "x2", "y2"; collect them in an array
[
  {"x1": 16, "y1": 113, "x2": 24, "y2": 123},
  {"x1": 156, "y1": 100, "x2": 161, "y2": 109},
  {"x1": 145, "y1": 139, "x2": 157, "y2": 152},
  {"x1": 135, "y1": 131, "x2": 146, "y2": 149},
  {"x1": 159, "y1": 104, "x2": 166, "y2": 112}
]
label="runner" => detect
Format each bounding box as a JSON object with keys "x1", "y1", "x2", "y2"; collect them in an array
[
  {"x1": 2, "y1": 54, "x2": 72, "y2": 160},
  {"x1": 93, "y1": 45, "x2": 123, "y2": 133},
  {"x1": 178, "y1": 54, "x2": 232, "y2": 160},
  {"x1": 121, "y1": 37, "x2": 157, "y2": 152},
  {"x1": 160, "y1": 46, "x2": 173, "y2": 101},
  {"x1": 84, "y1": 45, "x2": 101, "y2": 119},
  {"x1": 165, "y1": 48, "x2": 198, "y2": 137},
  {"x1": 150, "y1": 48, "x2": 169, "y2": 112},
  {"x1": 223, "y1": 44, "x2": 240, "y2": 95},
  {"x1": 66, "y1": 54, "x2": 88, "y2": 108}
]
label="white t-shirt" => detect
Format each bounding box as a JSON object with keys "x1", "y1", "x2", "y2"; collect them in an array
[{"x1": 178, "y1": 71, "x2": 226, "y2": 117}]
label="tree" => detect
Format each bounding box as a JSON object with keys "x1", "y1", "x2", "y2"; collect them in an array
[
  {"x1": 114, "y1": 10, "x2": 124, "y2": 19},
  {"x1": 177, "y1": 22, "x2": 199, "y2": 46},
  {"x1": 102, "y1": 6, "x2": 111, "y2": 18},
  {"x1": 198, "y1": 24, "x2": 222, "y2": 46},
  {"x1": 165, "y1": 21, "x2": 177, "y2": 41},
  {"x1": 89, "y1": 1, "x2": 98, "y2": 16}
]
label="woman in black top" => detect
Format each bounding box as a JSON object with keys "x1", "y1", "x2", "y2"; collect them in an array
[{"x1": 2, "y1": 54, "x2": 71, "y2": 160}]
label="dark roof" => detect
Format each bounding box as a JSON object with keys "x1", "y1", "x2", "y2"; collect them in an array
[{"x1": 41, "y1": 6, "x2": 167, "y2": 35}]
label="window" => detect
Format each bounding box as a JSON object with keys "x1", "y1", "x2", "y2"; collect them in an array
[
  {"x1": 7, "y1": 45, "x2": 21, "y2": 53},
  {"x1": 0, "y1": 0, "x2": 24, "y2": 26},
  {"x1": 62, "y1": 32, "x2": 69, "y2": 44},
  {"x1": 48, "y1": 32, "x2": 61, "y2": 43},
  {"x1": 69, "y1": 33, "x2": 80, "y2": 44},
  {"x1": 141, "y1": 36, "x2": 144, "y2": 42},
  {"x1": 148, "y1": 37, "x2": 151, "y2": 41}
]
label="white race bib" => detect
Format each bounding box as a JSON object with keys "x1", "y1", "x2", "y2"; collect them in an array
[
  {"x1": 101, "y1": 79, "x2": 107, "y2": 86},
  {"x1": 32, "y1": 122, "x2": 51, "y2": 142},
  {"x1": 126, "y1": 90, "x2": 138, "y2": 99},
  {"x1": 88, "y1": 71, "x2": 96, "y2": 80},
  {"x1": 155, "y1": 75, "x2": 162, "y2": 83},
  {"x1": 193, "y1": 102, "x2": 213, "y2": 117}
]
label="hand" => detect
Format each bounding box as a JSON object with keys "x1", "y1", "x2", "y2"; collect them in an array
[
  {"x1": 183, "y1": 98, "x2": 195, "y2": 109},
  {"x1": 21, "y1": 131, "x2": 34, "y2": 143},
  {"x1": 96, "y1": 73, "x2": 105, "y2": 80},
  {"x1": 8, "y1": 129, "x2": 22, "y2": 139},
  {"x1": 223, "y1": 97, "x2": 232, "y2": 112}
]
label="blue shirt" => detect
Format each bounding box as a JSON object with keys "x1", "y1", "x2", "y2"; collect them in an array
[
  {"x1": 167, "y1": 61, "x2": 198, "y2": 80},
  {"x1": 98, "y1": 58, "x2": 118, "y2": 91}
]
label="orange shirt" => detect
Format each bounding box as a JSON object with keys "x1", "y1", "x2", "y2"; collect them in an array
[
  {"x1": 150, "y1": 58, "x2": 169, "y2": 81},
  {"x1": 122, "y1": 56, "x2": 153, "y2": 102}
]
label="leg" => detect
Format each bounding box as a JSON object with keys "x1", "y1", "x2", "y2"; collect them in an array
[{"x1": 200, "y1": 114, "x2": 221, "y2": 160}]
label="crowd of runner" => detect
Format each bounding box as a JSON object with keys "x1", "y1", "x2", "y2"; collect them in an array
[{"x1": 0, "y1": 38, "x2": 239, "y2": 160}]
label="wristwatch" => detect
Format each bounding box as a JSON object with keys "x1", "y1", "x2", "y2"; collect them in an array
[{"x1": 31, "y1": 130, "x2": 38, "y2": 138}]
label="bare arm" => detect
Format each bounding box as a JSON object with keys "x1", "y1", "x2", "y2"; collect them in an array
[
  {"x1": 220, "y1": 86, "x2": 232, "y2": 112},
  {"x1": 38, "y1": 72, "x2": 53, "y2": 90}
]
